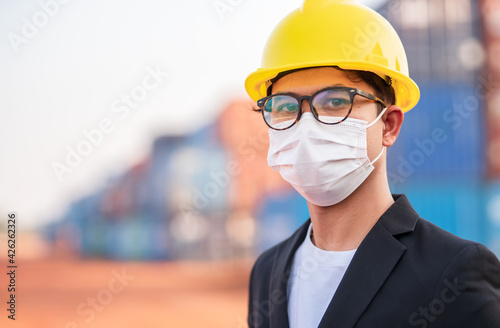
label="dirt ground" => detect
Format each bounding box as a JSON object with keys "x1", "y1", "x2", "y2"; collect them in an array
[{"x1": 0, "y1": 258, "x2": 251, "y2": 328}]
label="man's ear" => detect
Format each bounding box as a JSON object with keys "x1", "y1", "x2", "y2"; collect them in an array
[{"x1": 382, "y1": 105, "x2": 404, "y2": 147}]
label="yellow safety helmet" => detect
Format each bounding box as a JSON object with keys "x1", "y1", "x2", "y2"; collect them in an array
[{"x1": 245, "y1": 0, "x2": 420, "y2": 112}]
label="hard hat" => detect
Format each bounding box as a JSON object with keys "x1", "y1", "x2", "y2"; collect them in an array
[{"x1": 245, "y1": 0, "x2": 420, "y2": 112}]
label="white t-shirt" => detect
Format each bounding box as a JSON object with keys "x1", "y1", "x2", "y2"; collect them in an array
[{"x1": 287, "y1": 223, "x2": 357, "y2": 328}]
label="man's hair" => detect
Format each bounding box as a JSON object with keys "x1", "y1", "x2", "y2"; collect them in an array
[
  {"x1": 342, "y1": 69, "x2": 396, "y2": 111},
  {"x1": 265, "y1": 66, "x2": 396, "y2": 111}
]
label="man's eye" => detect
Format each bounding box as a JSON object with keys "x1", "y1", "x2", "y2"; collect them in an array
[
  {"x1": 324, "y1": 98, "x2": 350, "y2": 109},
  {"x1": 277, "y1": 103, "x2": 298, "y2": 113}
]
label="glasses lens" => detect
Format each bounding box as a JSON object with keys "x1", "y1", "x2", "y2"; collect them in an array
[
  {"x1": 263, "y1": 95, "x2": 299, "y2": 129},
  {"x1": 312, "y1": 89, "x2": 351, "y2": 124}
]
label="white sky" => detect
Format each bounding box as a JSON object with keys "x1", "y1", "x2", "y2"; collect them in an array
[{"x1": 0, "y1": 0, "x2": 386, "y2": 229}]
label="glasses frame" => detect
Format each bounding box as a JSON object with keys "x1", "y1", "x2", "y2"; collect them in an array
[{"x1": 257, "y1": 86, "x2": 387, "y2": 131}]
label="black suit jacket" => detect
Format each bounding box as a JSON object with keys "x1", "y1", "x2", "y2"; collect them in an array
[{"x1": 248, "y1": 194, "x2": 500, "y2": 328}]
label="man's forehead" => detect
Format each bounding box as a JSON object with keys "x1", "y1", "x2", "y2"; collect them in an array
[{"x1": 271, "y1": 68, "x2": 372, "y2": 95}]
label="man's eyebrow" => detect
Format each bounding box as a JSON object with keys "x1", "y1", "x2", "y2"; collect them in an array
[
  {"x1": 273, "y1": 84, "x2": 350, "y2": 96},
  {"x1": 273, "y1": 91, "x2": 299, "y2": 97}
]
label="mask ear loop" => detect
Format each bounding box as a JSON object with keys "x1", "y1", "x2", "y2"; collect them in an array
[
  {"x1": 370, "y1": 146, "x2": 385, "y2": 165},
  {"x1": 366, "y1": 107, "x2": 388, "y2": 128},
  {"x1": 366, "y1": 107, "x2": 388, "y2": 165}
]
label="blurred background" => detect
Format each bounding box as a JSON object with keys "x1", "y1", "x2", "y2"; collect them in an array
[{"x1": 1, "y1": 0, "x2": 500, "y2": 327}]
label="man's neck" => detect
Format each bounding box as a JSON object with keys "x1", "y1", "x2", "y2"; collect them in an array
[{"x1": 307, "y1": 166, "x2": 394, "y2": 251}]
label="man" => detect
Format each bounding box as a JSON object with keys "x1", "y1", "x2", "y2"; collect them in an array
[{"x1": 244, "y1": 0, "x2": 500, "y2": 327}]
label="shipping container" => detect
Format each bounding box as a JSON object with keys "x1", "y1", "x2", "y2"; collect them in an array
[{"x1": 392, "y1": 179, "x2": 486, "y2": 244}]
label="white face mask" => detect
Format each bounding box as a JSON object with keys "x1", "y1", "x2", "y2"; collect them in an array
[{"x1": 267, "y1": 109, "x2": 386, "y2": 207}]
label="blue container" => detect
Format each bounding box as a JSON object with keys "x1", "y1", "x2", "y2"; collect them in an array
[
  {"x1": 391, "y1": 179, "x2": 486, "y2": 245},
  {"x1": 484, "y1": 183, "x2": 500, "y2": 258},
  {"x1": 387, "y1": 83, "x2": 485, "y2": 184},
  {"x1": 105, "y1": 215, "x2": 169, "y2": 260},
  {"x1": 255, "y1": 188, "x2": 310, "y2": 253}
]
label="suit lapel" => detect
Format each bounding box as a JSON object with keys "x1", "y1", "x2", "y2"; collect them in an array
[
  {"x1": 265, "y1": 194, "x2": 419, "y2": 328},
  {"x1": 269, "y1": 219, "x2": 311, "y2": 328},
  {"x1": 318, "y1": 222, "x2": 406, "y2": 328},
  {"x1": 318, "y1": 194, "x2": 419, "y2": 328}
]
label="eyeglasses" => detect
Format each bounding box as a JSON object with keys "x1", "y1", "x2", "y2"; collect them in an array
[{"x1": 257, "y1": 86, "x2": 386, "y2": 130}]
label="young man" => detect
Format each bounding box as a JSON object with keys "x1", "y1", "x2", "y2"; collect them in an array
[{"x1": 244, "y1": 0, "x2": 500, "y2": 327}]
